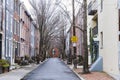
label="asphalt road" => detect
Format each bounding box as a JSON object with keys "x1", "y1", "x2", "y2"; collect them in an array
[{"x1": 21, "y1": 58, "x2": 81, "y2": 80}]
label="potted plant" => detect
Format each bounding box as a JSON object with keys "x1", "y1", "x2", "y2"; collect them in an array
[{"x1": 0, "y1": 59, "x2": 10, "y2": 73}]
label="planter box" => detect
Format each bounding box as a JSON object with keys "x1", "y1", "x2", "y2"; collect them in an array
[
  {"x1": 2, "y1": 67, "x2": 9, "y2": 73},
  {"x1": 0, "y1": 66, "x2": 9, "y2": 74},
  {"x1": 0, "y1": 66, "x2": 2, "y2": 74}
]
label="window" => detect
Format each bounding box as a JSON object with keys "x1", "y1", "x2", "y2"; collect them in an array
[
  {"x1": 14, "y1": 0, "x2": 16, "y2": 11},
  {"x1": 10, "y1": 41, "x2": 12, "y2": 56},
  {"x1": 10, "y1": 0, "x2": 14, "y2": 11},
  {"x1": 14, "y1": 0, "x2": 18, "y2": 12},
  {"x1": 15, "y1": 21, "x2": 18, "y2": 34},
  {"x1": 5, "y1": 38, "x2": 8, "y2": 57},
  {"x1": 0, "y1": 0, "x2": 3, "y2": 4},
  {"x1": 119, "y1": 10, "x2": 120, "y2": 31},
  {"x1": 16, "y1": 21, "x2": 19, "y2": 35},
  {"x1": 11, "y1": 15, "x2": 13, "y2": 32},
  {"x1": 7, "y1": 39, "x2": 9, "y2": 57},
  {"x1": 13, "y1": 19, "x2": 15, "y2": 34},
  {"x1": 100, "y1": 32, "x2": 103, "y2": 49},
  {"x1": 118, "y1": 0, "x2": 120, "y2": 9},
  {"x1": 20, "y1": 23, "x2": 22, "y2": 37},
  {"x1": 9, "y1": 40, "x2": 11, "y2": 57},
  {"x1": 14, "y1": 20, "x2": 16, "y2": 34},
  {"x1": 5, "y1": 38, "x2": 9, "y2": 57},
  {"x1": 8, "y1": 14, "x2": 11, "y2": 30},
  {"x1": 6, "y1": 11, "x2": 9, "y2": 30},
  {"x1": 6, "y1": 0, "x2": 9, "y2": 5}
]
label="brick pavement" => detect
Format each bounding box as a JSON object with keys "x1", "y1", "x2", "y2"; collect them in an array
[{"x1": 73, "y1": 68, "x2": 115, "y2": 80}]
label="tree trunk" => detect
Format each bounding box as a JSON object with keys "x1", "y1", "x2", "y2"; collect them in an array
[{"x1": 83, "y1": 0, "x2": 90, "y2": 73}]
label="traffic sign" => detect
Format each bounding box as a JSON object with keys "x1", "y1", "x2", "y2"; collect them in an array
[
  {"x1": 71, "y1": 36, "x2": 78, "y2": 42},
  {"x1": 72, "y1": 43, "x2": 76, "y2": 47}
]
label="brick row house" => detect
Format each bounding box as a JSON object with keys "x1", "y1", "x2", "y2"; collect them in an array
[
  {"x1": 0, "y1": 0, "x2": 39, "y2": 69},
  {"x1": 30, "y1": 22, "x2": 39, "y2": 57},
  {"x1": 19, "y1": 1, "x2": 39, "y2": 61},
  {"x1": 13, "y1": 0, "x2": 20, "y2": 64},
  {"x1": 19, "y1": 4, "x2": 31, "y2": 59}
]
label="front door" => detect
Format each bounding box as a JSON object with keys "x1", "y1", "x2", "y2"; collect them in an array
[{"x1": 0, "y1": 34, "x2": 2, "y2": 59}]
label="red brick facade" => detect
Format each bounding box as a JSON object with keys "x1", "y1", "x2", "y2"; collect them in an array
[{"x1": 49, "y1": 48, "x2": 60, "y2": 58}]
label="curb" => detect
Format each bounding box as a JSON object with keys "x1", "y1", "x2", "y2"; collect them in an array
[
  {"x1": 72, "y1": 68, "x2": 85, "y2": 80},
  {"x1": 67, "y1": 65, "x2": 85, "y2": 80}
]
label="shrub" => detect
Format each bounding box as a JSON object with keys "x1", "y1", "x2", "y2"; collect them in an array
[
  {"x1": 24, "y1": 55, "x2": 30, "y2": 60},
  {"x1": 0, "y1": 59, "x2": 10, "y2": 68},
  {"x1": 28, "y1": 59, "x2": 34, "y2": 63},
  {"x1": 20, "y1": 60, "x2": 29, "y2": 66}
]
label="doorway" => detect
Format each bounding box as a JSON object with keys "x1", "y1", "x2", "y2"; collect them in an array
[{"x1": 0, "y1": 34, "x2": 2, "y2": 59}]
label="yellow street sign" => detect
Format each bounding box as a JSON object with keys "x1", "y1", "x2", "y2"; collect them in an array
[{"x1": 71, "y1": 36, "x2": 78, "y2": 42}]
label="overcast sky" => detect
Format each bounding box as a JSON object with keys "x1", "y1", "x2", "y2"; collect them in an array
[
  {"x1": 21, "y1": 0, "x2": 82, "y2": 32},
  {"x1": 21, "y1": 0, "x2": 81, "y2": 16},
  {"x1": 20, "y1": 0, "x2": 32, "y2": 10}
]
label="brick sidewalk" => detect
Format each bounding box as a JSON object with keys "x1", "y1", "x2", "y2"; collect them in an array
[{"x1": 74, "y1": 68, "x2": 115, "y2": 80}]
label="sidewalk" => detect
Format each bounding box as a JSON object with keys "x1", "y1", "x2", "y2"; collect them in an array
[
  {"x1": 0, "y1": 63, "x2": 39, "y2": 80},
  {"x1": 69, "y1": 65, "x2": 115, "y2": 80}
]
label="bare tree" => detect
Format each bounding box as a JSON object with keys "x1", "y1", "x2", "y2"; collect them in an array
[
  {"x1": 29, "y1": 0, "x2": 67, "y2": 60},
  {"x1": 56, "y1": 0, "x2": 90, "y2": 73}
]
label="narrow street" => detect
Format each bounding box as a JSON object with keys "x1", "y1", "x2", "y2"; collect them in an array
[
  {"x1": 0, "y1": 0, "x2": 119, "y2": 79},
  {"x1": 21, "y1": 58, "x2": 81, "y2": 80}
]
